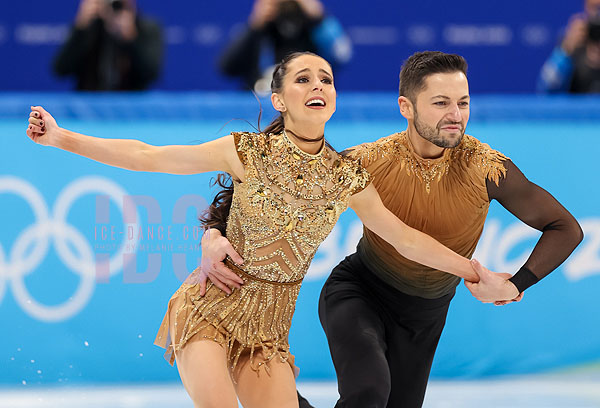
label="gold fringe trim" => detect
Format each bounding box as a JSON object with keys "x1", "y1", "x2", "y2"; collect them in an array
[
  {"x1": 154, "y1": 264, "x2": 301, "y2": 375},
  {"x1": 343, "y1": 132, "x2": 509, "y2": 189}
]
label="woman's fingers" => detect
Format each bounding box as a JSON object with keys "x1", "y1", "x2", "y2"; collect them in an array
[
  {"x1": 28, "y1": 117, "x2": 44, "y2": 127},
  {"x1": 28, "y1": 124, "x2": 44, "y2": 133},
  {"x1": 26, "y1": 127, "x2": 43, "y2": 141},
  {"x1": 27, "y1": 107, "x2": 49, "y2": 144},
  {"x1": 30, "y1": 106, "x2": 49, "y2": 122},
  {"x1": 32, "y1": 106, "x2": 50, "y2": 117},
  {"x1": 31, "y1": 107, "x2": 42, "y2": 118}
]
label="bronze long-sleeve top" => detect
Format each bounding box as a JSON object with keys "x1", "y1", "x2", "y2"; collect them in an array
[{"x1": 346, "y1": 131, "x2": 583, "y2": 299}]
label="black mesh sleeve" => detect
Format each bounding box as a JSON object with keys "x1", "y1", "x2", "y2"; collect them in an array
[{"x1": 487, "y1": 160, "x2": 583, "y2": 292}]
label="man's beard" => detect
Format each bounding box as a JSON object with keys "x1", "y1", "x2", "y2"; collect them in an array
[{"x1": 414, "y1": 110, "x2": 464, "y2": 148}]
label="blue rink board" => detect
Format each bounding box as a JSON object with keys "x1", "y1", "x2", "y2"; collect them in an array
[{"x1": 0, "y1": 93, "x2": 599, "y2": 386}]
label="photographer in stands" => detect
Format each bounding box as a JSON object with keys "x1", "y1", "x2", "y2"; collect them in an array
[
  {"x1": 53, "y1": 0, "x2": 163, "y2": 91},
  {"x1": 218, "y1": 0, "x2": 352, "y2": 93},
  {"x1": 538, "y1": 0, "x2": 600, "y2": 93}
]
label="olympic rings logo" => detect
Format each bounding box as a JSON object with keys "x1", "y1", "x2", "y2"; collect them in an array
[{"x1": 0, "y1": 176, "x2": 138, "y2": 322}]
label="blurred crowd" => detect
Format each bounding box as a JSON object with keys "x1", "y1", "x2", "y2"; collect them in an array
[
  {"x1": 218, "y1": 0, "x2": 352, "y2": 94},
  {"x1": 50, "y1": 0, "x2": 600, "y2": 93},
  {"x1": 537, "y1": 0, "x2": 600, "y2": 93},
  {"x1": 53, "y1": 0, "x2": 163, "y2": 90}
]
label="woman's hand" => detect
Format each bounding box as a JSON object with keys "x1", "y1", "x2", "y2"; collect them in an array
[
  {"x1": 26, "y1": 106, "x2": 59, "y2": 147},
  {"x1": 464, "y1": 259, "x2": 521, "y2": 303}
]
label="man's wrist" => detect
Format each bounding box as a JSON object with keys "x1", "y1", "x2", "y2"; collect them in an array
[
  {"x1": 505, "y1": 280, "x2": 520, "y2": 298},
  {"x1": 509, "y1": 266, "x2": 539, "y2": 293}
]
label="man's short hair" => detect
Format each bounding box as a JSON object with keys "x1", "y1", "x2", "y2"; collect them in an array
[{"x1": 399, "y1": 51, "x2": 468, "y2": 102}]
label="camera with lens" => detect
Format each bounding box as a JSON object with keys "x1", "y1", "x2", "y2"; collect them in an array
[
  {"x1": 107, "y1": 0, "x2": 125, "y2": 12},
  {"x1": 274, "y1": 1, "x2": 310, "y2": 39}
]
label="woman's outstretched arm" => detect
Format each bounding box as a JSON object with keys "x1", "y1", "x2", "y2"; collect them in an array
[
  {"x1": 349, "y1": 183, "x2": 520, "y2": 302},
  {"x1": 26, "y1": 106, "x2": 244, "y2": 179}
]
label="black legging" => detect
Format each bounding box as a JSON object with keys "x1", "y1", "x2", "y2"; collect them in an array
[{"x1": 318, "y1": 253, "x2": 454, "y2": 408}]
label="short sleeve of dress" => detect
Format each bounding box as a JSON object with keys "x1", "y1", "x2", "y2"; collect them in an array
[
  {"x1": 341, "y1": 143, "x2": 373, "y2": 167},
  {"x1": 231, "y1": 131, "x2": 254, "y2": 166},
  {"x1": 351, "y1": 165, "x2": 372, "y2": 195},
  {"x1": 341, "y1": 157, "x2": 372, "y2": 195}
]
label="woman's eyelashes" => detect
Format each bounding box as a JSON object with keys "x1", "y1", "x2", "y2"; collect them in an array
[{"x1": 295, "y1": 75, "x2": 333, "y2": 85}]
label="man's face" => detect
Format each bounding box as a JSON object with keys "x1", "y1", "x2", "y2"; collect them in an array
[{"x1": 412, "y1": 71, "x2": 470, "y2": 149}]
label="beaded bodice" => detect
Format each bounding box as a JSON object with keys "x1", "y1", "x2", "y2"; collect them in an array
[{"x1": 226, "y1": 131, "x2": 370, "y2": 283}]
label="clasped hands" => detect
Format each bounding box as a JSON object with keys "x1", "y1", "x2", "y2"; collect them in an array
[{"x1": 464, "y1": 259, "x2": 523, "y2": 306}]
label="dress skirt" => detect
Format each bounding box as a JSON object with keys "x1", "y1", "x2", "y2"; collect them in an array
[{"x1": 154, "y1": 260, "x2": 302, "y2": 375}]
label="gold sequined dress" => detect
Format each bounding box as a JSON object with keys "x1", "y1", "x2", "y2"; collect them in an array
[{"x1": 154, "y1": 131, "x2": 370, "y2": 373}]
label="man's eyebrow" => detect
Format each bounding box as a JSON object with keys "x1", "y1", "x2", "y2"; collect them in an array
[{"x1": 430, "y1": 95, "x2": 470, "y2": 100}]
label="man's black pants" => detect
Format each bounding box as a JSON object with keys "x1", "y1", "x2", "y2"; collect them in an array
[{"x1": 318, "y1": 253, "x2": 454, "y2": 408}]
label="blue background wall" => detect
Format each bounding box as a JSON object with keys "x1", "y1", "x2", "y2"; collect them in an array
[
  {"x1": 0, "y1": 1, "x2": 585, "y2": 92},
  {"x1": 1, "y1": 93, "x2": 599, "y2": 386}
]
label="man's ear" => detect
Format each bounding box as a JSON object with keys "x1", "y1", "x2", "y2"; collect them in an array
[
  {"x1": 398, "y1": 96, "x2": 414, "y2": 121},
  {"x1": 272, "y1": 93, "x2": 286, "y2": 112}
]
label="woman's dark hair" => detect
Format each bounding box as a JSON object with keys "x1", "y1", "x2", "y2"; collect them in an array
[
  {"x1": 399, "y1": 51, "x2": 468, "y2": 103},
  {"x1": 199, "y1": 51, "x2": 322, "y2": 233}
]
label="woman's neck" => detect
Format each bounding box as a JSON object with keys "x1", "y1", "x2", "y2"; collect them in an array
[{"x1": 284, "y1": 123, "x2": 326, "y2": 155}]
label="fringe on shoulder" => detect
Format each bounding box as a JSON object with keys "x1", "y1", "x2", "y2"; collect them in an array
[{"x1": 460, "y1": 135, "x2": 509, "y2": 186}]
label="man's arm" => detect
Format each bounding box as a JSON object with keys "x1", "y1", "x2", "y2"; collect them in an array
[{"x1": 487, "y1": 159, "x2": 584, "y2": 292}]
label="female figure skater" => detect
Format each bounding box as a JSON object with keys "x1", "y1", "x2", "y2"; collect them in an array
[{"x1": 25, "y1": 52, "x2": 517, "y2": 408}]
